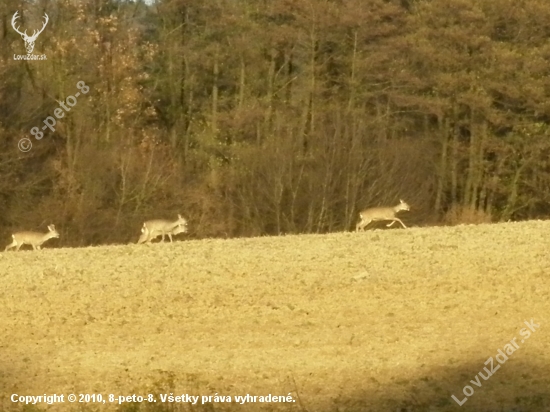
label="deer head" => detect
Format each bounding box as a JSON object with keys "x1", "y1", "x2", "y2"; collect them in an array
[{"x1": 12, "y1": 11, "x2": 49, "y2": 54}]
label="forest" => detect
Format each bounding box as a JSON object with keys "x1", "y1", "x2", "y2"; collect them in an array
[{"x1": 1, "y1": 0, "x2": 549, "y2": 246}]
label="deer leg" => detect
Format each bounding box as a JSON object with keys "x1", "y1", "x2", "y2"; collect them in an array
[
  {"x1": 393, "y1": 218, "x2": 407, "y2": 228},
  {"x1": 356, "y1": 219, "x2": 371, "y2": 231}
]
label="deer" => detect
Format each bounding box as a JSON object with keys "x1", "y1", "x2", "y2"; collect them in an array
[
  {"x1": 137, "y1": 214, "x2": 188, "y2": 244},
  {"x1": 5, "y1": 224, "x2": 59, "y2": 251},
  {"x1": 11, "y1": 11, "x2": 49, "y2": 54},
  {"x1": 137, "y1": 222, "x2": 188, "y2": 244},
  {"x1": 356, "y1": 199, "x2": 410, "y2": 231}
]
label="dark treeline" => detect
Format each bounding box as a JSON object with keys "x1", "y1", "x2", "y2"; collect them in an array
[{"x1": 1, "y1": 0, "x2": 550, "y2": 245}]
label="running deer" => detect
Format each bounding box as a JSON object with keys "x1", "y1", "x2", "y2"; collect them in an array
[
  {"x1": 356, "y1": 199, "x2": 410, "y2": 231},
  {"x1": 137, "y1": 214, "x2": 188, "y2": 244},
  {"x1": 5, "y1": 224, "x2": 59, "y2": 251},
  {"x1": 137, "y1": 222, "x2": 188, "y2": 244}
]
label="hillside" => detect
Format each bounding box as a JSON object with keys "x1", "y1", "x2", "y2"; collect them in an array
[{"x1": 0, "y1": 221, "x2": 549, "y2": 411}]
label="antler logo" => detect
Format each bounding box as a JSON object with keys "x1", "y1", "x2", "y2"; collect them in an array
[{"x1": 11, "y1": 11, "x2": 49, "y2": 54}]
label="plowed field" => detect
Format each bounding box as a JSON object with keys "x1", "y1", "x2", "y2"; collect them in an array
[{"x1": 1, "y1": 221, "x2": 549, "y2": 411}]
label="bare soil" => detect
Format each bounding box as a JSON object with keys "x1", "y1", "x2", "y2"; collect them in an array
[{"x1": 0, "y1": 221, "x2": 549, "y2": 411}]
